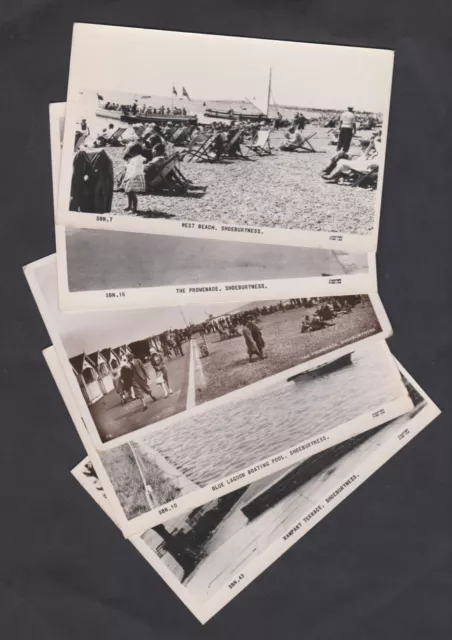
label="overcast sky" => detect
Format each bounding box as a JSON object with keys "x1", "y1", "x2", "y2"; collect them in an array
[
  {"x1": 36, "y1": 258, "x2": 260, "y2": 358},
  {"x1": 69, "y1": 23, "x2": 394, "y2": 113}
]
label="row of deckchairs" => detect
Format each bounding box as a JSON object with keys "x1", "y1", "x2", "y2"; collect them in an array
[{"x1": 182, "y1": 128, "x2": 273, "y2": 163}]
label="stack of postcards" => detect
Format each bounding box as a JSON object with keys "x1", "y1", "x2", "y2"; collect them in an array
[{"x1": 25, "y1": 23, "x2": 440, "y2": 623}]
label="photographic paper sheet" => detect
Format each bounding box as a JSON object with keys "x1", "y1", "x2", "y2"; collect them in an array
[
  {"x1": 41, "y1": 332, "x2": 412, "y2": 538},
  {"x1": 71, "y1": 361, "x2": 439, "y2": 623},
  {"x1": 57, "y1": 24, "x2": 393, "y2": 253},
  {"x1": 50, "y1": 102, "x2": 378, "y2": 311},
  {"x1": 27, "y1": 253, "x2": 396, "y2": 450}
]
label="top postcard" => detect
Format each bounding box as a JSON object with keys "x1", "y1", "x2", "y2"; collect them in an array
[{"x1": 58, "y1": 23, "x2": 394, "y2": 252}]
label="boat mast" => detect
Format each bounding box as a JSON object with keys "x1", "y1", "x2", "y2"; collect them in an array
[{"x1": 266, "y1": 68, "x2": 272, "y2": 117}]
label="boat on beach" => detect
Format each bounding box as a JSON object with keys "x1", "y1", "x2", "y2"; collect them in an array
[
  {"x1": 95, "y1": 108, "x2": 198, "y2": 125},
  {"x1": 287, "y1": 352, "x2": 353, "y2": 383},
  {"x1": 203, "y1": 108, "x2": 268, "y2": 122}
]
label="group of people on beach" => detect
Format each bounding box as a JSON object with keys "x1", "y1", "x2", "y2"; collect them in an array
[
  {"x1": 100, "y1": 99, "x2": 189, "y2": 117},
  {"x1": 110, "y1": 328, "x2": 188, "y2": 411},
  {"x1": 112, "y1": 350, "x2": 173, "y2": 412},
  {"x1": 320, "y1": 107, "x2": 382, "y2": 185},
  {"x1": 300, "y1": 297, "x2": 355, "y2": 333}
]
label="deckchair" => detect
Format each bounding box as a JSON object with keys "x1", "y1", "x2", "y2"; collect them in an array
[
  {"x1": 182, "y1": 133, "x2": 217, "y2": 162},
  {"x1": 350, "y1": 165, "x2": 378, "y2": 189},
  {"x1": 177, "y1": 125, "x2": 196, "y2": 146},
  {"x1": 74, "y1": 131, "x2": 89, "y2": 151},
  {"x1": 294, "y1": 131, "x2": 317, "y2": 152},
  {"x1": 170, "y1": 126, "x2": 186, "y2": 145},
  {"x1": 146, "y1": 154, "x2": 190, "y2": 193},
  {"x1": 244, "y1": 129, "x2": 272, "y2": 156},
  {"x1": 221, "y1": 128, "x2": 245, "y2": 158},
  {"x1": 105, "y1": 126, "x2": 127, "y2": 146}
]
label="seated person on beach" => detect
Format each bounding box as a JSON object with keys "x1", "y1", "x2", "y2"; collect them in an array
[
  {"x1": 242, "y1": 315, "x2": 267, "y2": 362},
  {"x1": 300, "y1": 315, "x2": 311, "y2": 333},
  {"x1": 309, "y1": 314, "x2": 329, "y2": 331},
  {"x1": 322, "y1": 137, "x2": 380, "y2": 184},
  {"x1": 321, "y1": 149, "x2": 349, "y2": 176},
  {"x1": 280, "y1": 124, "x2": 304, "y2": 151},
  {"x1": 93, "y1": 123, "x2": 116, "y2": 147},
  {"x1": 226, "y1": 124, "x2": 243, "y2": 157},
  {"x1": 143, "y1": 143, "x2": 168, "y2": 188}
]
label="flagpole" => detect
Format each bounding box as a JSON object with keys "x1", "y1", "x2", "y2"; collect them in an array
[
  {"x1": 267, "y1": 68, "x2": 272, "y2": 117},
  {"x1": 171, "y1": 83, "x2": 174, "y2": 112}
]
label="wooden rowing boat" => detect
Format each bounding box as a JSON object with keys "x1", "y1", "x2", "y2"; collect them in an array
[
  {"x1": 287, "y1": 352, "x2": 353, "y2": 383},
  {"x1": 203, "y1": 108, "x2": 269, "y2": 122}
]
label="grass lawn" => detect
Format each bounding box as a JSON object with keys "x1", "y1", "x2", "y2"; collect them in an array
[{"x1": 195, "y1": 300, "x2": 380, "y2": 404}]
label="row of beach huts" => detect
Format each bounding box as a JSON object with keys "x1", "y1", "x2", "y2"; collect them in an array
[{"x1": 69, "y1": 337, "x2": 162, "y2": 406}]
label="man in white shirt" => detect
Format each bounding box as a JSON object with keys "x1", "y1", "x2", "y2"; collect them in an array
[{"x1": 337, "y1": 106, "x2": 356, "y2": 153}]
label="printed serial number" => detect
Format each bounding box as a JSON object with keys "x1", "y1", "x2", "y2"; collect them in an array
[
  {"x1": 158, "y1": 501, "x2": 178, "y2": 515},
  {"x1": 105, "y1": 292, "x2": 126, "y2": 298},
  {"x1": 96, "y1": 215, "x2": 113, "y2": 222},
  {"x1": 328, "y1": 278, "x2": 342, "y2": 285},
  {"x1": 372, "y1": 408, "x2": 386, "y2": 418},
  {"x1": 228, "y1": 574, "x2": 245, "y2": 590}
]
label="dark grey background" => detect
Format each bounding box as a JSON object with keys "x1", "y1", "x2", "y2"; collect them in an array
[{"x1": 2, "y1": 1, "x2": 451, "y2": 638}]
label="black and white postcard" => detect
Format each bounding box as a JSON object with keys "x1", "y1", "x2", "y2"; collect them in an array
[
  {"x1": 42, "y1": 335, "x2": 411, "y2": 537},
  {"x1": 50, "y1": 103, "x2": 377, "y2": 311},
  {"x1": 57, "y1": 24, "x2": 393, "y2": 252},
  {"x1": 71, "y1": 362, "x2": 439, "y2": 623},
  {"x1": 28, "y1": 253, "x2": 396, "y2": 449}
]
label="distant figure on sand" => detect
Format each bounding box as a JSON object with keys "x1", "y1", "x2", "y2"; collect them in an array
[
  {"x1": 149, "y1": 348, "x2": 173, "y2": 399},
  {"x1": 126, "y1": 353, "x2": 157, "y2": 411},
  {"x1": 280, "y1": 124, "x2": 304, "y2": 151},
  {"x1": 336, "y1": 106, "x2": 356, "y2": 153},
  {"x1": 242, "y1": 316, "x2": 267, "y2": 362}
]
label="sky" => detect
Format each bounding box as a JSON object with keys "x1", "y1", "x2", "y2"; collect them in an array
[
  {"x1": 69, "y1": 23, "x2": 394, "y2": 114},
  {"x1": 35, "y1": 258, "x2": 267, "y2": 358}
]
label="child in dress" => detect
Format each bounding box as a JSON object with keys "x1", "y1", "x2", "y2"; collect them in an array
[{"x1": 122, "y1": 142, "x2": 146, "y2": 213}]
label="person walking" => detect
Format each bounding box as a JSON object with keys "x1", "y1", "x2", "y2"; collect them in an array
[
  {"x1": 149, "y1": 348, "x2": 173, "y2": 399},
  {"x1": 242, "y1": 315, "x2": 267, "y2": 362},
  {"x1": 337, "y1": 106, "x2": 356, "y2": 153},
  {"x1": 127, "y1": 353, "x2": 157, "y2": 411}
]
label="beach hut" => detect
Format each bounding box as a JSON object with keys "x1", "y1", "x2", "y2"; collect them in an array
[
  {"x1": 69, "y1": 354, "x2": 103, "y2": 406},
  {"x1": 100, "y1": 347, "x2": 121, "y2": 372},
  {"x1": 87, "y1": 351, "x2": 114, "y2": 395}
]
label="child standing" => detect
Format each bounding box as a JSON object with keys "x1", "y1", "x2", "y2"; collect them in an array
[{"x1": 122, "y1": 142, "x2": 146, "y2": 213}]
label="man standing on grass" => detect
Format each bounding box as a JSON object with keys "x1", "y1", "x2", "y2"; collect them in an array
[
  {"x1": 127, "y1": 353, "x2": 157, "y2": 412},
  {"x1": 337, "y1": 106, "x2": 356, "y2": 153}
]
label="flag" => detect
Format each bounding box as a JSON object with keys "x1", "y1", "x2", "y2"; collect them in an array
[
  {"x1": 182, "y1": 86, "x2": 190, "y2": 100},
  {"x1": 172, "y1": 86, "x2": 178, "y2": 97},
  {"x1": 97, "y1": 93, "x2": 104, "y2": 101}
]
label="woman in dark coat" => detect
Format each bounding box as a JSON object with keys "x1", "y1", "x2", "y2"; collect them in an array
[{"x1": 242, "y1": 316, "x2": 267, "y2": 361}]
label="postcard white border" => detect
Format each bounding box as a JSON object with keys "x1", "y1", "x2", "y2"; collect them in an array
[
  {"x1": 27, "y1": 253, "x2": 394, "y2": 452},
  {"x1": 56, "y1": 23, "x2": 394, "y2": 254},
  {"x1": 50, "y1": 103, "x2": 378, "y2": 311},
  {"x1": 42, "y1": 334, "x2": 412, "y2": 538},
  {"x1": 71, "y1": 360, "x2": 440, "y2": 624}
]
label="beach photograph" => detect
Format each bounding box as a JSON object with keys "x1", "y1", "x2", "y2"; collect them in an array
[{"x1": 62, "y1": 25, "x2": 393, "y2": 243}]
